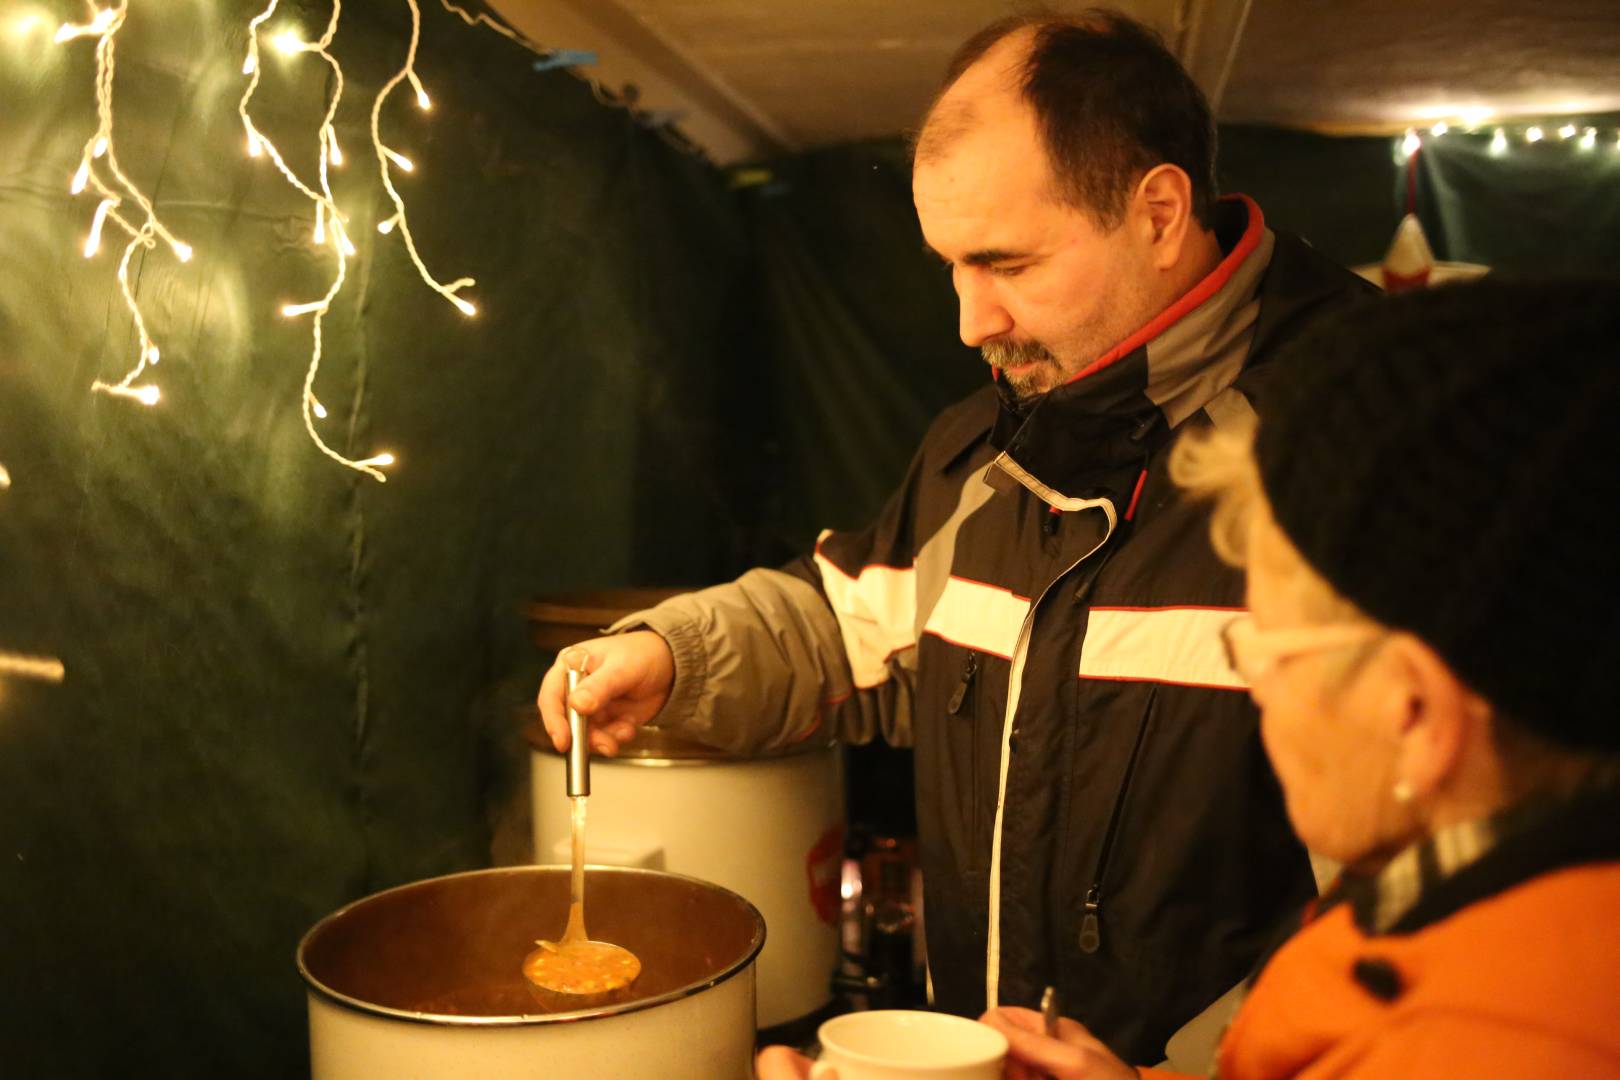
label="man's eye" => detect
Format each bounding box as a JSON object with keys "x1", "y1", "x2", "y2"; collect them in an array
[{"x1": 992, "y1": 264, "x2": 1028, "y2": 277}]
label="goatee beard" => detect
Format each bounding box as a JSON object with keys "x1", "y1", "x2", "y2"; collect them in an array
[{"x1": 983, "y1": 339, "x2": 1058, "y2": 413}]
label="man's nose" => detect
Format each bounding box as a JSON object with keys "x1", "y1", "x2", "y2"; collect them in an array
[{"x1": 955, "y1": 270, "x2": 1014, "y2": 347}]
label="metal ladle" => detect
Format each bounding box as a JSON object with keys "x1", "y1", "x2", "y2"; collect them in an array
[{"x1": 523, "y1": 651, "x2": 642, "y2": 996}]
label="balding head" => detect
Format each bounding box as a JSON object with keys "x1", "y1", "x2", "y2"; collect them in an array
[
  {"x1": 913, "y1": 27, "x2": 1034, "y2": 170},
  {"x1": 912, "y1": 10, "x2": 1217, "y2": 228}
]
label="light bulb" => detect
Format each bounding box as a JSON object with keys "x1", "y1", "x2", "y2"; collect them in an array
[
  {"x1": 1558, "y1": 124, "x2": 1577, "y2": 140},
  {"x1": 281, "y1": 300, "x2": 326, "y2": 317},
  {"x1": 327, "y1": 130, "x2": 344, "y2": 166},
  {"x1": 1526, "y1": 126, "x2": 1544, "y2": 143},
  {"x1": 144, "y1": 345, "x2": 160, "y2": 365},
  {"x1": 451, "y1": 296, "x2": 477, "y2": 317},
  {"x1": 1490, "y1": 128, "x2": 1508, "y2": 154},
  {"x1": 134, "y1": 385, "x2": 160, "y2": 406},
  {"x1": 83, "y1": 199, "x2": 114, "y2": 258},
  {"x1": 70, "y1": 160, "x2": 89, "y2": 194},
  {"x1": 92, "y1": 136, "x2": 107, "y2": 158},
  {"x1": 1400, "y1": 130, "x2": 1420, "y2": 157},
  {"x1": 377, "y1": 215, "x2": 399, "y2": 234},
  {"x1": 273, "y1": 29, "x2": 302, "y2": 54},
  {"x1": 383, "y1": 147, "x2": 415, "y2": 172},
  {"x1": 242, "y1": 53, "x2": 256, "y2": 75},
  {"x1": 1429, "y1": 121, "x2": 1448, "y2": 137},
  {"x1": 246, "y1": 130, "x2": 262, "y2": 157},
  {"x1": 312, "y1": 400, "x2": 328, "y2": 419},
  {"x1": 171, "y1": 241, "x2": 192, "y2": 263},
  {"x1": 1580, "y1": 128, "x2": 1596, "y2": 150}
]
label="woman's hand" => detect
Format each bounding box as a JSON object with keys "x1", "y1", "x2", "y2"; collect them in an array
[
  {"x1": 979, "y1": 1007, "x2": 1137, "y2": 1080},
  {"x1": 756, "y1": 1045, "x2": 819, "y2": 1079}
]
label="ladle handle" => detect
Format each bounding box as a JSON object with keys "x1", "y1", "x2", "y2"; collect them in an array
[{"x1": 565, "y1": 664, "x2": 590, "y2": 797}]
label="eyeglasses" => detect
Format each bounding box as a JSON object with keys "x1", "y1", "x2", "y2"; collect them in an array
[{"x1": 1220, "y1": 614, "x2": 1384, "y2": 685}]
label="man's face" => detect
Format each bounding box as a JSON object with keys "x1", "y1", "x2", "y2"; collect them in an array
[{"x1": 913, "y1": 87, "x2": 1156, "y2": 404}]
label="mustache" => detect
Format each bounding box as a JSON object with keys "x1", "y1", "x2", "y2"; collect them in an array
[{"x1": 981, "y1": 339, "x2": 1056, "y2": 369}]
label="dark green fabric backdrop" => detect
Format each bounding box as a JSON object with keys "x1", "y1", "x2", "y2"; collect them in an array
[
  {"x1": 0, "y1": 2, "x2": 751, "y2": 1075},
  {"x1": 1409, "y1": 118, "x2": 1620, "y2": 273}
]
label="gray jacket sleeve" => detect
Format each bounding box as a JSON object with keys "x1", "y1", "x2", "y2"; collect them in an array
[{"x1": 608, "y1": 562, "x2": 917, "y2": 755}]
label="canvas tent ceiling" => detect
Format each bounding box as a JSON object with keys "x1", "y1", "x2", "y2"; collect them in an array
[{"x1": 485, "y1": 0, "x2": 1620, "y2": 163}]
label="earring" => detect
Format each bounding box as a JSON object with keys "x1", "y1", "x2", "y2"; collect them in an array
[{"x1": 1392, "y1": 779, "x2": 1414, "y2": 804}]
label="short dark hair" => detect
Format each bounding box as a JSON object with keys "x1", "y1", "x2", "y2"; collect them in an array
[{"x1": 924, "y1": 9, "x2": 1218, "y2": 228}]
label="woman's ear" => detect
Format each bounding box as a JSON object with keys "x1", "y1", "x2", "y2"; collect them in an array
[
  {"x1": 1133, "y1": 164, "x2": 1194, "y2": 269},
  {"x1": 1383, "y1": 633, "x2": 1478, "y2": 804}
]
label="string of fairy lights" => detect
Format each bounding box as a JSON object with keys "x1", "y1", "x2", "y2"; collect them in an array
[
  {"x1": 1400, "y1": 117, "x2": 1620, "y2": 158},
  {"x1": 46, "y1": 0, "x2": 482, "y2": 483},
  {"x1": 53, "y1": 0, "x2": 192, "y2": 409}
]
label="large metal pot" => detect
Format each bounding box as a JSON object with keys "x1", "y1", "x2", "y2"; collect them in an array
[
  {"x1": 298, "y1": 865, "x2": 765, "y2": 1079},
  {"x1": 529, "y1": 723, "x2": 844, "y2": 1030}
]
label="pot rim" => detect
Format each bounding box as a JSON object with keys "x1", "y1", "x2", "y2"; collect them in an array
[
  {"x1": 522, "y1": 719, "x2": 836, "y2": 765},
  {"x1": 296, "y1": 864, "x2": 766, "y2": 1027}
]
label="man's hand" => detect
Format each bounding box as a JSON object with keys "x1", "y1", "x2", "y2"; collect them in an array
[
  {"x1": 979, "y1": 1007, "x2": 1137, "y2": 1080},
  {"x1": 536, "y1": 631, "x2": 675, "y2": 756},
  {"x1": 755, "y1": 1045, "x2": 819, "y2": 1079}
]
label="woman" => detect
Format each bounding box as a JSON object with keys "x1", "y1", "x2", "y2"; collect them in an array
[{"x1": 761, "y1": 277, "x2": 1620, "y2": 1079}]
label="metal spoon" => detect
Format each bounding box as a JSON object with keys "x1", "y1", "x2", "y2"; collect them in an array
[{"x1": 523, "y1": 654, "x2": 641, "y2": 997}]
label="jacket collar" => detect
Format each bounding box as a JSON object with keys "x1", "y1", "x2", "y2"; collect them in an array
[
  {"x1": 990, "y1": 195, "x2": 1274, "y2": 506},
  {"x1": 1325, "y1": 779, "x2": 1620, "y2": 937}
]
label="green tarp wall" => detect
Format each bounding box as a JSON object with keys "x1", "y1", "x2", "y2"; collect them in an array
[{"x1": 1, "y1": 2, "x2": 752, "y2": 1075}]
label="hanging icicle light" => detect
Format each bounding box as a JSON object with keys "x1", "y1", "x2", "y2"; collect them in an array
[
  {"x1": 1490, "y1": 128, "x2": 1508, "y2": 155},
  {"x1": 1525, "y1": 126, "x2": 1545, "y2": 143},
  {"x1": 370, "y1": 0, "x2": 479, "y2": 319},
  {"x1": 57, "y1": 1, "x2": 193, "y2": 409},
  {"x1": 239, "y1": 0, "x2": 397, "y2": 481},
  {"x1": 1401, "y1": 129, "x2": 1421, "y2": 157}
]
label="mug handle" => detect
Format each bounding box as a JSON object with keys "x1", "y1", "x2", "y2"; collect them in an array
[{"x1": 808, "y1": 1063, "x2": 840, "y2": 1080}]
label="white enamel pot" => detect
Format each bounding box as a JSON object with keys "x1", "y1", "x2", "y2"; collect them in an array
[{"x1": 298, "y1": 865, "x2": 765, "y2": 1079}]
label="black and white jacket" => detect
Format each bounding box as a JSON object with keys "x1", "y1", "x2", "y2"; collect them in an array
[{"x1": 620, "y1": 197, "x2": 1374, "y2": 1063}]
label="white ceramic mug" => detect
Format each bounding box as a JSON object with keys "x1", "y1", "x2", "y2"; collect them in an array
[{"x1": 808, "y1": 1009, "x2": 1008, "y2": 1080}]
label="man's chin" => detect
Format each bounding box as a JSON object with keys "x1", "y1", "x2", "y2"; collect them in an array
[{"x1": 997, "y1": 367, "x2": 1060, "y2": 401}]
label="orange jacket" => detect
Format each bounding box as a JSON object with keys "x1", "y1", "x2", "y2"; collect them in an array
[{"x1": 1145, "y1": 859, "x2": 1620, "y2": 1078}]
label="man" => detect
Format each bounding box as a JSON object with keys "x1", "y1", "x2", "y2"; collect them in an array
[{"x1": 539, "y1": 10, "x2": 1371, "y2": 1063}]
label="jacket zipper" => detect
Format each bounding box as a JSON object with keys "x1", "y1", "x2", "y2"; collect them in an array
[
  {"x1": 1078, "y1": 684, "x2": 1157, "y2": 954},
  {"x1": 986, "y1": 498, "x2": 1119, "y2": 1008},
  {"x1": 947, "y1": 651, "x2": 978, "y2": 715}
]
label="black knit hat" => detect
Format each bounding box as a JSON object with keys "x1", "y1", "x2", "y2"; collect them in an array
[{"x1": 1255, "y1": 277, "x2": 1620, "y2": 753}]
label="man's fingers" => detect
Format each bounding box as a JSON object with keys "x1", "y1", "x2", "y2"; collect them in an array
[
  {"x1": 996, "y1": 1022, "x2": 1085, "y2": 1075},
  {"x1": 569, "y1": 653, "x2": 646, "y2": 715},
  {"x1": 537, "y1": 660, "x2": 571, "y2": 751}
]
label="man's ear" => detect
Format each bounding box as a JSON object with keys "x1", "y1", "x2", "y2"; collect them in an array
[
  {"x1": 1383, "y1": 633, "x2": 1477, "y2": 802},
  {"x1": 1133, "y1": 164, "x2": 1195, "y2": 269}
]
